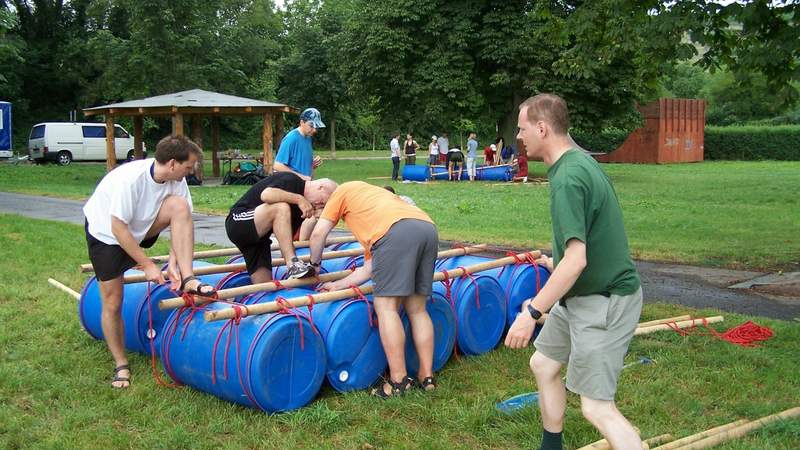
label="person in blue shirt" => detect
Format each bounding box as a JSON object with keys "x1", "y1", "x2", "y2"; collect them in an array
[
  {"x1": 466, "y1": 132, "x2": 478, "y2": 181},
  {"x1": 273, "y1": 107, "x2": 325, "y2": 181}
]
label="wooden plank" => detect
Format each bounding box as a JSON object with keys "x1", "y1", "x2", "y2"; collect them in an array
[
  {"x1": 212, "y1": 116, "x2": 220, "y2": 177},
  {"x1": 105, "y1": 116, "x2": 116, "y2": 172},
  {"x1": 173, "y1": 112, "x2": 184, "y2": 136},
  {"x1": 263, "y1": 112, "x2": 273, "y2": 174},
  {"x1": 133, "y1": 116, "x2": 143, "y2": 159},
  {"x1": 191, "y1": 116, "x2": 204, "y2": 182}
]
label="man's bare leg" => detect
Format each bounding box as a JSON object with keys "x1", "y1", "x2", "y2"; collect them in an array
[
  {"x1": 531, "y1": 352, "x2": 567, "y2": 436},
  {"x1": 253, "y1": 202, "x2": 296, "y2": 262},
  {"x1": 580, "y1": 397, "x2": 642, "y2": 450},
  {"x1": 403, "y1": 294, "x2": 434, "y2": 382},
  {"x1": 249, "y1": 267, "x2": 273, "y2": 284},
  {"x1": 373, "y1": 296, "x2": 408, "y2": 394},
  {"x1": 99, "y1": 277, "x2": 129, "y2": 387}
]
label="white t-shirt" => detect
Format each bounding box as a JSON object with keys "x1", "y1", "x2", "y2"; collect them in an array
[
  {"x1": 429, "y1": 142, "x2": 439, "y2": 155},
  {"x1": 390, "y1": 138, "x2": 401, "y2": 158},
  {"x1": 437, "y1": 136, "x2": 449, "y2": 153},
  {"x1": 83, "y1": 158, "x2": 193, "y2": 245}
]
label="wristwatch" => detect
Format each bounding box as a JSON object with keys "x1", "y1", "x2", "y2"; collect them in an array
[
  {"x1": 527, "y1": 303, "x2": 543, "y2": 321},
  {"x1": 310, "y1": 261, "x2": 321, "y2": 268}
]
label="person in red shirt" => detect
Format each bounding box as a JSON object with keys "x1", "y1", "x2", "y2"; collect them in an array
[{"x1": 484, "y1": 144, "x2": 496, "y2": 166}]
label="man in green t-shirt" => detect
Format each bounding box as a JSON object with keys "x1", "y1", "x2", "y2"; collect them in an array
[{"x1": 505, "y1": 94, "x2": 643, "y2": 450}]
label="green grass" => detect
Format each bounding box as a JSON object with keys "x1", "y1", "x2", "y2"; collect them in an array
[
  {"x1": 1, "y1": 159, "x2": 799, "y2": 270},
  {"x1": 0, "y1": 215, "x2": 798, "y2": 448}
]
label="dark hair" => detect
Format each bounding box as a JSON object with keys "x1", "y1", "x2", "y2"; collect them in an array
[
  {"x1": 383, "y1": 185, "x2": 396, "y2": 194},
  {"x1": 519, "y1": 94, "x2": 570, "y2": 135},
  {"x1": 154, "y1": 135, "x2": 202, "y2": 163}
]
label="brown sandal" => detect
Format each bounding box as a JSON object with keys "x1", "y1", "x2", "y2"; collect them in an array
[
  {"x1": 371, "y1": 376, "x2": 415, "y2": 399},
  {"x1": 419, "y1": 376, "x2": 437, "y2": 392},
  {"x1": 112, "y1": 364, "x2": 131, "y2": 389}
]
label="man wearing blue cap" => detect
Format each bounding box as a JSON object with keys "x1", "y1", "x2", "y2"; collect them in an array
[{"x1": 273, "y1": 107, "x2": 325, "y2": 181}]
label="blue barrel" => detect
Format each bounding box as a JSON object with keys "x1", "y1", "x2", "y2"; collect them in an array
[
  {"x1": 319, "y1": 241, "x2": 364, "y2": 274},
  {"x1": 437, "y1": 255, "x2": 550, "y2": 331},
  {"x1": 404, "y1": 291, "x2": 457, "y2": 375},
  {"x1": 159, "y1": 299, "x2": 326, "y2": 413},
  {"x1": 432, "y1": 274, "x2": 506, "y2": 356},
  {"x1": 78, "y1": 261, "x2": 224, "y2": 356},
  {"x1": 402, "y1": 164, "x2": 431, "y2": 181},
  {"x1": 476, "y1": 164, "x2": 513, "y2": 181},
  {"x1": 430, "y1": 166, "x2": 449, "y2": 180},
  {"x1": 309, "y1": 295, "x2": 388, "y2": 392}
]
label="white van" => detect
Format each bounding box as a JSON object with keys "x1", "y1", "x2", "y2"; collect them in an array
[{"x1": 28, "y1": 122, "x2": 146, "y2": 165}]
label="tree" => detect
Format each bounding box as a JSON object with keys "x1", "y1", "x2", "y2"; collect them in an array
[{"x1": 0, "y1": 7, "x2": 25, "y2": 101}]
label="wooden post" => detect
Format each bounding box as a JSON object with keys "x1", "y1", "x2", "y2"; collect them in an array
[
  {"x1": 263, "y1": 112, "x2": 273, "y2": 173},
  {"x1": 172, "y1": 112, "x2": 184, "y2": 136},
  {"x1": 133, "y1": 116, "x2": 143, "y2": 159},
  {"x1": 191, "y1": 116, "x2": 204, "y2": 182},
  {"x1": 211, "y1": 116, "x2": 220, "y2": 177},
  {"x1": 330, "y1": 115, "x2": 336, "y2": 159},
  {"x1": 275, "y1": 112, "x2": 285, "y2": 148},
  {"x1": 105, "y1": 115, "x2": 116, "y2": 172}
]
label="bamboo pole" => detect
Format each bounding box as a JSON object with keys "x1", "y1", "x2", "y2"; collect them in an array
[
  {"x1": 48, "y1": 278, "x2": 81, "y2": 300},
  {"x1": 634, "y1": 316, "x2": 724, "y2": 336},
  {"x1": 205, "y1": 250, "x2": 541, "y2": 322},
  {"x1": 650, "y1": 420, "x2": 749, "y2": 450},
  {"x1": 159, "y1": 245, "x2": 492, "y2": 310},
  {"x1": 637, "y1": 315, "x2": 692, "y2": 328},
  {"x1": 122, "y1": 247, "x2": 366, "y2": 284},
  {"x1": 575, "y1": 427, "x2": 642, "y2": 450},
  {"x1": 79, "y1": 235, "x2": 358, "y2": 273},
  {"x1": 659, "y1": 407, "x2": 800, "y2": 449},
  {"x1": 644, "y1": 434, "x2": 675, "y2": 448}
]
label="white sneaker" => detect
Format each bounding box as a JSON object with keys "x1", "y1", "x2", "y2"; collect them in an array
[{"x1": 286, "y1": 260, "x2": 314, "y2": 279}]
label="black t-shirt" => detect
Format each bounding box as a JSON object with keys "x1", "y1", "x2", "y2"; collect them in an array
[{"x1": 230, "y1": 172, "x2": 306, "y2": 232}]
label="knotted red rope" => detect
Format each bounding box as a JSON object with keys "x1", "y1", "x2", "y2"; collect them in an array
[
  {"x1": 438, "y1": 269, "x2": 460, "y2": 359},
  {"x1": 349, "y1": 285, "x2": 375, "y2": 328},
  {"x1": 276, "y1": 297, "x2": 307, "y2": 351},
  {"x1": 457, "y1": 266, "x2": 481, "y2": 310},
  {"x1": 666, "y1": 318, "x2": 774, "y2": 347},
  {"x1": 146, "y1": 282, "x2": 182, "y2": 388}
]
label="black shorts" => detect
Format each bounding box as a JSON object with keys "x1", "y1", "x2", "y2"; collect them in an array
[
  {"x1": 85, "y1": 220, "x2": 158, "y2": 282},
  {"x1": 225, "y1": 209, "x2": 272, "y2": 275},
  {"x1": 448, "y1": 152, "x2": 463, "y2": 163}
]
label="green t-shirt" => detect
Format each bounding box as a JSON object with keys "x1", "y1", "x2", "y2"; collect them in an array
[{"x1": 548, "y1": 149, "x2": 640, "y2": 298}]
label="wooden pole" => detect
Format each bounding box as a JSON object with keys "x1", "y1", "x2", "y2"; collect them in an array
[
  {"x1": 205, "y1": 250, "x2": 541, "y2": 322},
  {"x1": 634, "y1": 317, "x2": 724, "y2": 336},
  {"x1": 650, "y1": 420, "x2": 749, "y2": 450},
  {"x1": 123, "y1": 247, "x2": 366, "y2": 284},
  {"x1": 211, "y1": 116, "x2": 220, "y2": 177},
  {"x1": 659, "y1": 407, "x2": 800, "y2": 449},
  {"x1": 275, "y1": 112, "x2": 284, "y2": 150},
  {"x1": 173, "y1": 112, "x2": 184, "y2": 136},
  {"x1": 133, "y1": 116, "x2": 143, "y2": 159},
  {"x1": 263, "y1": 112, "x2": 273, "y2": 173},
  {"x1": 644, "y1": 434, "x2": 675, "y2": 449},
  {"x1": 104, "y1": 115, "x2": 116, "y2": 172},
  {"x1": 191, "y1": 115, "x2": 204, "y2": 182},
  {"x1": 158, "y1": 245, "x2": 493, "y2": 310},
  {"x1": 79, "y1": 235, "x2": 358, "y2": 273},
  {"x1": 47, "y1": 278, "x2": 80, "y2": 300},
  {"x1": 637, "y1": 315, "x2": 692, "y2": 328}
]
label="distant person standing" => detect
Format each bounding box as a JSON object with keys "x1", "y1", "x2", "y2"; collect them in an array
[
  {"x1": 505, "y1": 94, "x2": 643, "y2": 450},
  {"x1": 428, "y1": 135, "x2": 440, "y2": 166},
  {"x1": 390, "y1": 133, "x2": 402, "y2": 181},
  {"x1": 404, "y1": 133, "x2": 420, "y2": 166},
  {"x1": 466, "y1": 132, "x2": 478, "y2": 181},
  {"x1": 273, "y1": 107, "x2": 325, "y2": 181},
  {"x1": 484, "y1": 144, "x2": 496, "y2": 166},
  {"x1": 437, "y1": 133, "x2": 449, "y2": 164}
]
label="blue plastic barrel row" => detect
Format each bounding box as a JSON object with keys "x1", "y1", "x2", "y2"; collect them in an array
[{"x1": 402, "y1": 164, "x2": 513, "y2": 182}]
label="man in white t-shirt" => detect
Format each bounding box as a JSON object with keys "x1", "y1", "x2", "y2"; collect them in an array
[
  {"x1": 83, "y1": 134, "x2": 209, "y2": 389},
  {"x1": 389, "y1": 133, "x2": 401, "y2": 181}
]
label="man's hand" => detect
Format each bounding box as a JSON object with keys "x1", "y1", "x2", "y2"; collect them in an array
[
  {"x1": 166, "y1": 260, "x2": 181, "y2": 291},
  {"x1": 319, "y1": 280, "x2": 349, "y2": 292},
  {"x1": 298, "y1": 197, "x2": 313, "y2": 219},
  {"x1": 143, "y1": 261, "x2": 166, "y2": 285},
  {"x1": 537, "y1": 255, "x2": 554, "y2": 272},
  {"x1": 504, "y1": 307, "x2": 538, "y2": 349}
]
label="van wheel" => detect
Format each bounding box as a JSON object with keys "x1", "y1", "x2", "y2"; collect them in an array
[{"x1": 57, "y1": 151, "x2": 72, "y2": 166}]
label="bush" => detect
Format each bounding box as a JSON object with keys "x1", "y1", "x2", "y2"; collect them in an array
[
  {"x1": 571, "y1": 129, "x2": 629, "y2": 153},
  {"x1": 705, "y1": 125, "x2": 800, "y2": 160}
]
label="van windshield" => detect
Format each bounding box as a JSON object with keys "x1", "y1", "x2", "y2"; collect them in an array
[{"x1": 30, "y1": 125, "x2": 45, "y2": 139}]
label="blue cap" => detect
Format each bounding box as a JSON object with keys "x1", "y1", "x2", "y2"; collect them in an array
[{"x1": 299, "y1": 108, "x2": 326, "y2": 129}]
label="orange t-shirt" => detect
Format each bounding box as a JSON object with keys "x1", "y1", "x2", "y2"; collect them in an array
[{"x1": 320, "y1": 181, "x2": 433, "y2": 260}]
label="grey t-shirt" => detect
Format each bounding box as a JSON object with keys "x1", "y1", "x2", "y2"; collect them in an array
[
  {"x1": 467, "y1": 138, "x2": 478, "y2": 158},
  {"x1": 437, "y1": 136, "x2": 449, "y2": 153}
]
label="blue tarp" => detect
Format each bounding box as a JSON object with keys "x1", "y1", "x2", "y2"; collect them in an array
[{"x1": 0, "y1": 102, "x2": 11, "y2": 152}]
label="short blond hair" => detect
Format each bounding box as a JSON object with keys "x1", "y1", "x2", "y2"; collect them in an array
[{"x1": 519, "y1": 94, "x2": 570, "y2": 136}]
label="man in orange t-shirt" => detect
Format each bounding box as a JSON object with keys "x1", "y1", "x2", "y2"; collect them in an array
[{"x1": 308, "y1": 181, "x2": 439, "y2": 398}]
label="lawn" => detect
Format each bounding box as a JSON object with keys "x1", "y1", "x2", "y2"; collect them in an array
[
  {"x1": 0, "y1": 215, "x2": 798, "y2": 449},
  {"x1": 1, "y1": 158, "x2": 798, "y2": 271}
]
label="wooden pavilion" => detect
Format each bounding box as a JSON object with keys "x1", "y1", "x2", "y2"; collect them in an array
[{"x1": 83, "y1": 89, "x2": 299, "y2": 177}]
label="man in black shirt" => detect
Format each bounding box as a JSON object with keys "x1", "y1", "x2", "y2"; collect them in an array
[{"x1": 226, "y1": 172, "x2": 337, "y2": 282}]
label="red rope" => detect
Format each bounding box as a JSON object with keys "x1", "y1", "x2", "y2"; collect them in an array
[
  {"x1": 276, "y1": 297, "x2": 307, "y2": 351},
  {"x1": 349, "y1": 285, "x2": 375, "y2": 328},
  {"x1": 146, "y1": 282, "x2": 181, "y2": 388},
  {"x1": 666, "y1": 318, "x2": 774, "y2": 347},
  {"x1": 457, "y1": 266, "x2": 481, "y2": 310},
  {"x1": 438, "y1": 270, "x2": 460, "y2": 359}
]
